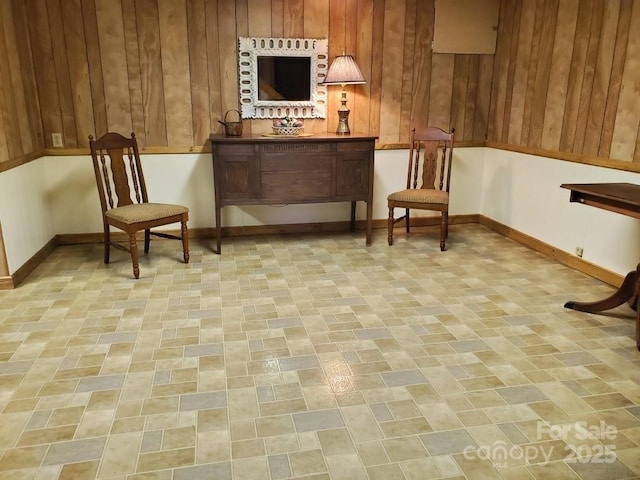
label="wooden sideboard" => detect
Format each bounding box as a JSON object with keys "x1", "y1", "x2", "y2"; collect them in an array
[{"x1": 210, "y1": 133, "x2": 377, "y2": 253}]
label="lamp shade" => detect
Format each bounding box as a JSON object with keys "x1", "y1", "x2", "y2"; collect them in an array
[{"x1": 323, "y1": 55, "x2": 366, "y2": 85}]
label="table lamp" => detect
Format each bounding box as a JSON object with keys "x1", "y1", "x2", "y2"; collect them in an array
[{"x1": 323, "y1": 55, "x2": 366, "y2": 134}]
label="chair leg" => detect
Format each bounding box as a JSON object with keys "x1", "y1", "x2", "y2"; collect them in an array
[
  {"x1": 181, "y1": 221, "x2": 190, "y2": 263},
  {"x1": 388, "y1": 207, "x2": 394, "y2": 245},
  {"x1": 444, "y1": 211, "x2": 449, "y2": 238},
  {"x1": 405, "y1": 208, "x2": 411, "y2": 232},
  {"x1": 144, "y1": 229, "x2": 150, "y2": 254},
  {"x1": 104, "y1": 226, "x2": 110, "y2": 264},
  {"x1": 128, "y1": 233, "x2": 140, "y2": 279},
  {"x1": 440, "y1": 212, "x2": 447, "y2": 251}
]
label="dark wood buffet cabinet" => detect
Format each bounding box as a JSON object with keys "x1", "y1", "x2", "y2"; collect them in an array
[{"x1": 209, "y1": 133, "x2": 377, "y2": 253}]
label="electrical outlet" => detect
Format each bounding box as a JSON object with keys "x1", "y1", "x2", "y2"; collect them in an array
[
  {"x1": 52, "y1": 133, "x2": 63, "y2": 148},
  {"x1": 575, "y1": 246, "x2": 584, "y2": 257}
]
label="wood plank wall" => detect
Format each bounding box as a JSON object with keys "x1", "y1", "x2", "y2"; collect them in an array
[
  {"x1": 1, "y1": 0, "x2": 640, "y2": 171},
  {"x1": 489, "y1": 0, "x2": 640, "y2": 165},
  {"x1": 0, "y1": 0, "x2": 493, "y2": 170}
]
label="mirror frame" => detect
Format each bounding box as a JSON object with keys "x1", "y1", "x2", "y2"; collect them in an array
[{"x1": 238, "y1": 37, "x2": 328, "y2": 119}]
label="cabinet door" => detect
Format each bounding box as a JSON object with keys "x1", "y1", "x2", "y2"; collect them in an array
[
  {"x1": 336, "y1": 141, "x2": 372, "y2": 199},
  {"x1": 215, "y1": 144, "x2": 258, "y2": 203}
]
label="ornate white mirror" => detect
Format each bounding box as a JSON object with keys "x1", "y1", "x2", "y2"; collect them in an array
[{"x1": 238, "y1": 37, "x2": 328, "y2": 119}]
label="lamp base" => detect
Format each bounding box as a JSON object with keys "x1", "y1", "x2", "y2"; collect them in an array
[
  {"x1": 336, "y1": 89, "x2": 351, "y2": 135},
  {"x1": 336, "y1": 110, "x2": 351, "y2": 135}
]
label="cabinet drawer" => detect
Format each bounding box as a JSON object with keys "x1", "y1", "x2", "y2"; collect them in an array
[
  {"x1": 261, "y1": 171, "x2": 332, "y2": 202},
  {"x1": 216, "y1": 144, "x2": 255, "y2": 155},
  {"x1": 337, "y1": 141, "x2": 372, "y2": 152},
  {"x1": 261, "y1": 154, "x2": 332, "y2": 172}
]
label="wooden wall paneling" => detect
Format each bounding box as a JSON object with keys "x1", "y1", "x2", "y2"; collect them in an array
[
  {"x1": 95, "y1": 0, "x2": 133, "y2": 137},
  {"x1": 518, "y1": 0, "x2": 544, "y2": 146},
  {"x1": 0, "y1": 82, "x2": 9, "y2": 163},
  {"x1": 27, "y1": 0, "x2": 62, "y2": 149},
  {"x1": 272, "y1": 0, "x2": 284, "y2": 37},
  {"x1": 487, "y1": 0, "x2": 515, "y2": 142},
  {"x1": 610, "y1": 0, "x2": 640, "y2": 161},
  {"x1": 121, "y1": 0, "x2": 146, "y2": 147},
  {"x1": 540, "y1": 0, "x2": 579, "y2": 151},
  {"x1": 217, "y1": 0, "x2": 241, "y2": 118},
  {"x1": 158, "y1": 0, "x2": 194, "y2": 146},
  {"x1": 378, "y1": 0, "x2": 406, "y2": 143},
  {"x1": 506, "y1": 0, "x2": 533, "y2": 145},
  {"x1": 501, "y1": 0, "x2": 523, "y2": 144},
  {"x1": 473, "y1": 54, "x2": 494, "y2": 141},
  {"x1": 352, "y1": 0, "x2": 374, "y2": 135},
  {"x1": 572, "y1": 0, "x2": 604, "y2": 153},
  {"x1": 345, "y1": 0, "x2": 358, "y2": 56},
  {"x1": 527, "y1": 0, "x2": 558, "y2": 149},
  {"x1": 204, "y1": 0, "x2": 223, "y2": 137},
  {"x1": 303, "y1": 0, "x2": 328, "y2": 38},
  {"x1": 248, "y1": 0, "x2": 272, "y2": 37},
  {"x1": 47, "y1": 0, "x2": 78, "y2": 148},
  {"x1": 582, "y1": 0, "x2": 620, "y2": 157},
  {"x1": 559, "y1": 0, "x2": 593, "y2": 152},
  {"x1": 462, "y1": 55, "x2": 478, "y2": 141},
  {"x1": 285, "y1": 0, "x2": 304, "y2": 37},
  {"x1": 0, "y1": 2, "x2": 23, "y2": 159},
  {"x1": 344, "y1": 0, "x2": 360, "y2": 133},
  {"x1": 81, "y1": 0, "x2": 108, "y2": 138},
  {"x1": 236, "y1": 0, "x2": 249, "y2": 38},
  {"x1": 327, "y1": 0, "x2": 347, "y2": 134},
  {"x1": 186, "y1": 0, "x2": 212, "y2": 146},
  {"x1": 135, "y1": 0, "x2": 167, "y2": 145},
  {"x1": 303, "y1": 0, "x2": 328, "y2": 134},
  {"x1": 60, "y1": 0, "x2": 95, "y2": 148},
  {"x1": 427, "y1": 53, "x2": 454, "y2": 131},
  {"x1": 367, "y1": 0, "x2": 385, "y2": 137},
  {"x1": 398, "y1": 0, "x2": 417, "y2": 141},
  {"x1": 450, "y1": 54, "x2": 470, "y2": 139},
  {"x1": 599, "y1": 0, "x2": 631, "y2": 159},
  {"x1": 10, "y1": 0, "x2": 43, "y2": 152},
  {"x1": 409, "y1": 0, "x2": 434, "y2": 134},
  {"x1": 232, "y1": 0, "x2": 250, "y2": 134},
  {"x1": 1, "y1": 1, "x2": 33, "y2": 154}
]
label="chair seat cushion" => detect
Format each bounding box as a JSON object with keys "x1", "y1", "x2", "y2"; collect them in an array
[
  {"x1": 387, "y1": 189, "x2": 449, "y2": 204},
  {"x1": 106, "y1": 203, "x2": 188, "y2": 224}
]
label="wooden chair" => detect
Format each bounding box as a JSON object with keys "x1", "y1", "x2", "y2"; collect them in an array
[
  {"x1": 89, "y1": 132, "x2": 189, "y2": 279},
  {"x1": 387, "y1": 127, "x2": 455, "y2": 250}
]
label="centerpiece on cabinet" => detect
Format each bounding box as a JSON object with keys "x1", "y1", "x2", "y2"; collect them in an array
[{"x1": 272, "y1": 117, "x2": 304, "y2": 136}]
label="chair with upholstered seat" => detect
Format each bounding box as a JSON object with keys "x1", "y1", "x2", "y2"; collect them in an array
[
  {"x1": 387, "y1": 126, "x2": 455, "y2": 250},
  {"x1": 89, "y1": 132, "x2": 189, "y2": 279}
]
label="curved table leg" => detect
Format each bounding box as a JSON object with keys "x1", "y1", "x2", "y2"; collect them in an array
[
  {"x1": 564, "y1": 271, "x2": 637, "y2": 312},
  {"x1": 564, "y1": 267, "x2": 640, "y2": 351}
]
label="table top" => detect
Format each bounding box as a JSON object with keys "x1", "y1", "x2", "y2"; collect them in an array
[
  {"x1": 561, "y1": 183, "x2": 640, "y2": 208},
  {"x1": 210, "y1": 132, "x2": 378, "y2": 143}
]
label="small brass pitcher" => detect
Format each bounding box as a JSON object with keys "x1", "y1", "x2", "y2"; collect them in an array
[{"x1": 218, "y1": 109, "x2": 243, "y2": 137}]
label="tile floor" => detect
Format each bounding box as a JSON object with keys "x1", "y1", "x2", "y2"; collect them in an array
[{"x1": 1, "y1": 224, "x2": 639, "y2": 480}]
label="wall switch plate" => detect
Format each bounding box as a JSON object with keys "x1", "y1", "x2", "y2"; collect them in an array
[{"x1": 52, "y1": 133, "x2": 63, "y2": 147}]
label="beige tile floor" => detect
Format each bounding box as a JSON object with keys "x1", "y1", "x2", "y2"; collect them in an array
[{"x1": 1, "y1": 224, "x2": 639, "y2": 480}]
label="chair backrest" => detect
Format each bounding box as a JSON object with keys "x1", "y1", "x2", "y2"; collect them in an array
[
  {"x1": 406, "y1": 127, "x2": 455, "y2": 193},
  {"x1": 89, "y1": 132, "x2": 148, "y2": 214}
]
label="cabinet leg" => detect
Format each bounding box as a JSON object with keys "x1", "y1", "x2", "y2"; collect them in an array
[
  {"x1": 350, "y1": 201, "x2": 356, "y2": 232},
  {"x1": 215, "y1": 206, "x2": 222, "y2": 255}
]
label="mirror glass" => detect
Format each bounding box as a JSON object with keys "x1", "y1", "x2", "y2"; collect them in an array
[
  {"x1": 257, "y1": 56, "x2": 311, "y2": 101},
  {"x1": 238, "y1": 37, "x2": 327, "y2": 119}
]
